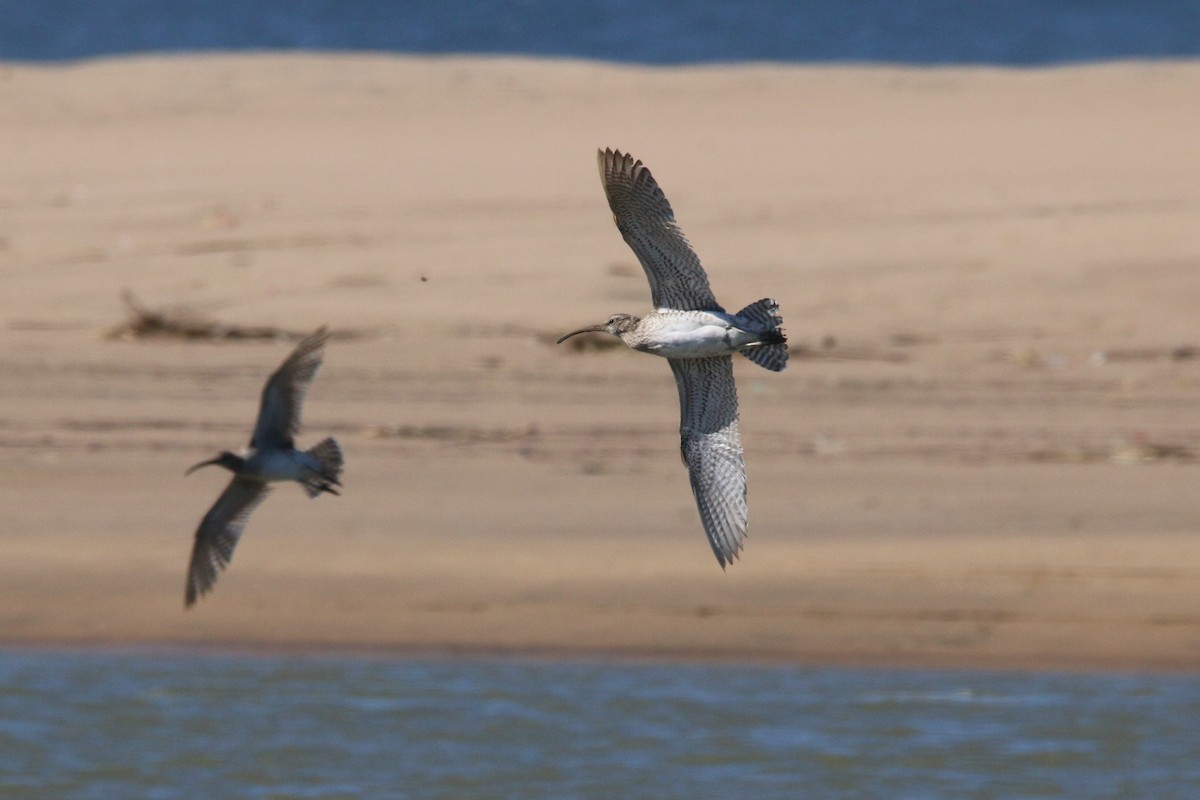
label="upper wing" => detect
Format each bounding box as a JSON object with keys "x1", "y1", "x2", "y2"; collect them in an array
[
  {"x1": 250, "y1": 327, "x2": 329, "y2": 449},
  {"x1": 669, "y1": 356, "x2": 747, "y2": 567},
  {"x1": 598, "y1": 148, "x2": 723, "y2": 312},
  {"x1": 185, "y1": 477, "x2": 270, "y2": 607}
]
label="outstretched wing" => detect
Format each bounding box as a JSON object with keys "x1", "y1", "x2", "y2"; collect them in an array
[
  {"x1": 669, "y1": 356, "x2": 747, "y2": 567},
  {"x1": 250, "y1": 327, "x2": 329, "y2": 449},
  {"x1": 598, "y1": 148, "x2": 723, "y2": 312},
  {"x1": 185, "y1": 477, "x2": 270, "y2": 607}
]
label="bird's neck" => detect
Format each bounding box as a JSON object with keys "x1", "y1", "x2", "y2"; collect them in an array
[{"x1": 221, "y1": 453, "x2": 248, "y2": 473}]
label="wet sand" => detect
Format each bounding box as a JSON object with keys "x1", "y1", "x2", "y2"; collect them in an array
[{"x1": 2, "y1": 55, "x2": 1200, "y2": 670}]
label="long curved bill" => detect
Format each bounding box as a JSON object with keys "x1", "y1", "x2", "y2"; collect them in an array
[
  {"x1": 185, "y1": 456, "x2": 223, "y2": 476},
  {"x1": 556, "y1": 324, "x2": 608, "y2": 344}
]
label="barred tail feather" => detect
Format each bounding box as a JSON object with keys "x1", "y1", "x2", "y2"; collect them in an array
[
  {"x1": 736, "y1": 298, "x2": 783, "y2": 330},
  {"x1": 741, "y1": 341, "x2": 788, "y2": 371},
  {"x1": 303, "y1": 437, "x2": 344, "y2": 497},
  {"x1": 736, "y1": 298, "x2": 787, "y2": 371}
]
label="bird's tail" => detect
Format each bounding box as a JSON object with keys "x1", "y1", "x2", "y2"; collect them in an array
[
  {"x1": 302, "y1": 437, "x2": 344, "y2": 498},
  {"x1": 736, "y1": 298, "x2": 788, "y2": 372}
]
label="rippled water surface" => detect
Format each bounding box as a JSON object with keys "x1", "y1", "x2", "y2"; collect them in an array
[
  {"x1": 4, "y1": 1, "x2": 1199, "y2": 64},
  {"x1": 1, "y1": 650, "x2": 1198, "y2": 799}
]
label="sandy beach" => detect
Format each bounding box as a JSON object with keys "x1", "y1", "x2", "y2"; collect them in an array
[{"x1": 2, "y1": 54, "x2": 1200, "y2": 670}]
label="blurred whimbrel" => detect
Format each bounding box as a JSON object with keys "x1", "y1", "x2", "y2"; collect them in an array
[
  {"x1": 183, "y1": 326, "x2": 344, "y2": 607},
  {"x1": 558, "y1": 149, "x2": 787, "y2": 568}
]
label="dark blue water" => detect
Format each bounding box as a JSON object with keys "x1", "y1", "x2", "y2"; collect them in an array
[
  {"x1": 2, "y1": 0, "x2": 1199, "y2": 65},
  {"x1": 2, "y1": 649, "x2": 1199, "y2": 799}
]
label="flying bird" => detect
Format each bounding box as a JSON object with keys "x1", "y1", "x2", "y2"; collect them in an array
[
  {"x1": 183, "y1": 326, "x2": 344, "y2": 607},
  {"x1": 558, "y1": 149, "x2": 786, "y2": 567}
]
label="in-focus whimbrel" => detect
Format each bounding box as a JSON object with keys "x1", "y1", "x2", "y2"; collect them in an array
[
  {"x1": 558, "y1": 149, "x2": 787, "y2": 568},
  {"x1": 183, "y1": 326, "x2": 344, "y2": 607}
]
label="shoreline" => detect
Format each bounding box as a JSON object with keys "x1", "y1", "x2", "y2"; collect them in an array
[{"x1": 4, "y1": 638, "x2": 1197, "y2": 676}]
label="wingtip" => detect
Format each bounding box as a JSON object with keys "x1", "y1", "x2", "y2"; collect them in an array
[
  {"x1": 598, "y1": 147, "x2": 641, "y2": 176},
  {"x1": 597, "y1": 147, "x2": 615, "y2": 182},
  {"x1": 306, "y1": 325, "x2": 330, "y2": 347},
  {"x1": 713, "y1": 547, "x2": 731, "y2": 571},
  {"x1": 712, "y1": 533, "x2": 746, "y2": 571}
]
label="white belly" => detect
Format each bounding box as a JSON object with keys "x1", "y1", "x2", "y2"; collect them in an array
[
  {"x1": 634, "y1": 312, "x2": 759, "y2": 359},
  {"x1": 245, "y1": 449, "x2": 313, "y2": 483}
]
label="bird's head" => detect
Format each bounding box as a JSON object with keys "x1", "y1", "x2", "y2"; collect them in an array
[
  {"x1": 556, "y1": 314, "x2": 641, "y2": 344},
  {"x1": 185, "y1": 451, "x2": 243, "y2": 476}
]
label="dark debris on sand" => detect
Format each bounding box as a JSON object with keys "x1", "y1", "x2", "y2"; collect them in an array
[{"x1": 106, "y1": 291, "x2": 358, "y2": 343}]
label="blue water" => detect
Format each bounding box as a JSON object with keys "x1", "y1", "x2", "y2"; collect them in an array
[
  {"x1": 1, "y1": 650, "x2": 1199, "y2": 799},
  {"x1": 1, "y1": 0, "x2": 1199, "y2": 64}
]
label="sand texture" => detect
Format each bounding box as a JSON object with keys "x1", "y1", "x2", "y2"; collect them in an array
[{"x1": 2, "y1": 55, "x2": 1200, "y2": 670}]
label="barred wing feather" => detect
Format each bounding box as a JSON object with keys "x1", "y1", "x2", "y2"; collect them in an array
[
  {"x1": 185, "y1": 477, "x2": 270, "y2": 606},
  {"x1": 669, "y1": 356, "x2": 747, "y2": 567},
  {"x1": 250, "y1": 327, "x2": 328, "y2": 449},
  {"x1": 598, "y1": 148, "x2": 723, "y2": 312}
]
